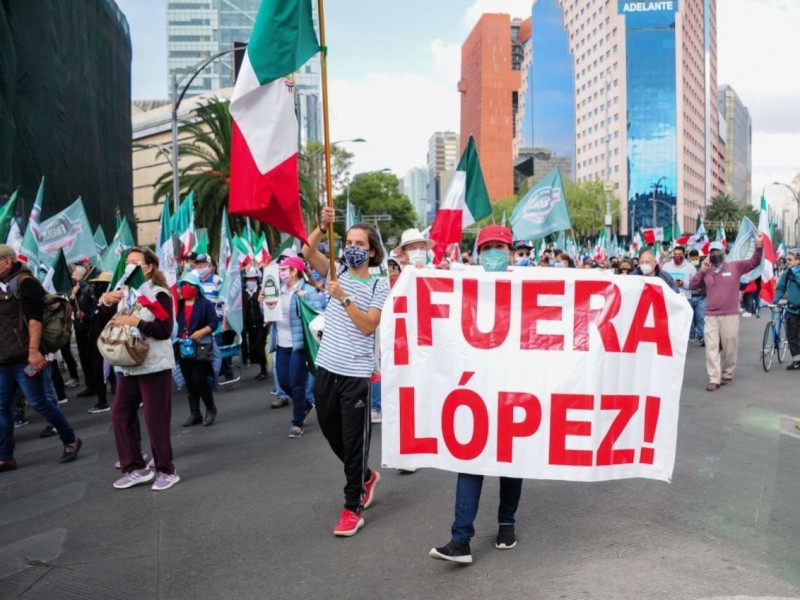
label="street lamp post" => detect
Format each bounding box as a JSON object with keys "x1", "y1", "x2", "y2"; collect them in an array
[
  {"x1": 652, "y1": 176, "x2": 666, "y2": 228},
  {"x1": 170, "y1": 47, "x2": 247, "y2": 213},
  {"x1": 771, "y1": 181, "x2": 800, "y2": 247}
]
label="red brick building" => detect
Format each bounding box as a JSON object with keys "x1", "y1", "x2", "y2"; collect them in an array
[{"x1": 458, "y1": 14, "x2": 526, "y2": 201}]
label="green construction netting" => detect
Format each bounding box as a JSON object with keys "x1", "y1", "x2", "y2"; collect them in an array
[{"x1": 0, "y1": 0, "x2": 133, "y2": 238}]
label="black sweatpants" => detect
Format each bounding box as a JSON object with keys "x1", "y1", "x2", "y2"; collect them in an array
[
  {"x1": 313, "y1": 367, "x2": 372, "y2": 513},
  {"x1": 786, "y1": 313, "x2": 800, "y2": 362}
]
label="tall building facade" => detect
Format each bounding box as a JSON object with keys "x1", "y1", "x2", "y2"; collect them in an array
[
  {"x1": 166, "y1": 0, "x2": 320, "y2": 144},
  {"x1": 516, "y1": 0, "x2": 575, "y2": 183},
  {"x1": 718, "y1": 84, "x2": 752, "y2": 206},
  {"x1": 459, "y1": 14, "x2": 523, "y2": 200},
  {"x1": 426, "y1": 132, "x2": 460, "y2": 223},
  {"x1": 561, "y1": 0, "x2": 719, "y2": 235},
  {"x1": 401, "y1": 167, "x2": 430, "y2": 227}
]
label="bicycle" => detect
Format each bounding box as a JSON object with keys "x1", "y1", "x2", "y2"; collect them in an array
[{"x1": 761, "y1": 303, "x2": 788, "y2": 371}]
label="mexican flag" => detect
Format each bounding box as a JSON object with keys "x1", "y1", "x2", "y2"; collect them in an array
[
  {"x1": 112, "y1": 264, "x2": 169, "y2": 321},
  {"x1": 689, "y1": 214, "x2": 709, "y2": 253},
  {"x1": 255, "y1": 232, "x2": 271, "y2": 266},
  {"x1": 229, "y1": 0, "x2": 319, "y2": 245},
  {"x1": 20, "y1": 178, "x2": 44, "y2": 268},
  {"x1": 429, "y1": 137, "x2": 492, "y2": 263},
  {"x1": 171, "y1": 195, "x2": 195, "y2": 257},
  {"x1": 757, "y1": 195, "x2": 777, "y2": 303},
  {"x1": 642, "y1": 227, "x2": 664, "y2": 245},
  {"x1": 156, "y1": 196, "x2": 178, "y2": 310},
  {"x1": 218, "y1": 209, "x2": 233, "y2": 273}
]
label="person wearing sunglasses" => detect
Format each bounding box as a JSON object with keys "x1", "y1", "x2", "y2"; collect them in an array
[{"x1": 512, "y1": 240, "x2": 534, "y2": 267}]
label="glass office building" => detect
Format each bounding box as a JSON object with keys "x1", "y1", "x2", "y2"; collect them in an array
[
  {"x1": 516, "y1": 0, "x2": 575, "y2": 179},
  {"x1": 620, "y1": 1, "x2": 678, "y2": 231}
]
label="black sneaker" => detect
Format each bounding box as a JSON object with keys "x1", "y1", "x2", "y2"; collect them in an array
[
  {"x1": 39, "y1": 425, "x2": 57, "y2": 438},
  {"x1": 429, "y1": 540, "x2": 472, "y2": 564},
  {"x1": 495, "y1": 524, "x2": 517, "y2": 549},
  {"x1": 787, "y1": 362, "x2": 800, "y2": 371},
  {"x1": 88, "y1": 404, "x2": 111, "y2": 414},
  {"x1": 59, "y1": 438, "x2": 82, "y2": 463}
]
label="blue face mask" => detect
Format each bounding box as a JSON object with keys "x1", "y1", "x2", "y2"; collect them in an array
[
  {"x1": 514, "y1": 257, "x2": 531, "y2": 267},
  {"x1": 480, "y1": 249, "x2": 510, "y2": 272},
  {"x1": 344, "y1": 246, "x2": 369, "y2": 269}
]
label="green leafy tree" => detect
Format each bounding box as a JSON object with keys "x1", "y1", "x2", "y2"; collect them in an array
[
  {"x1": 562, "y1": 178, "x2": 620, "y2": 239},
  {"x1": 334, "y1": 171, "x2": 416, "y2": 244},
  {"x1": 740, "y1": 203, "x2": 758, "y2": 224}
]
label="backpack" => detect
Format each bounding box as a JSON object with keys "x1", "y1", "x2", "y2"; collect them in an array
[{"x1": 10, "y1": 272, "x2": 74, "y2": 354}]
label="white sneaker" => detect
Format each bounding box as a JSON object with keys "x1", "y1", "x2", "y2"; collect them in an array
[
  {"x1": 57, "y1": 398, "x2": 68, "y2": 404},
  {"x1": 63, "y1": 378, "x2": 79, "y2": 388},
  {"x1": 371, "y1": 410, "x2": 382, "y2": 424},
  {"x1": 151, "y1": 472, "x2": 180, "y2": 491},
  {"x1": 742, "y1": 312, "x2": 752, "y2": 318},
  {"x1": 113, "y1": 469, "x2": 155, "y2": 489}
]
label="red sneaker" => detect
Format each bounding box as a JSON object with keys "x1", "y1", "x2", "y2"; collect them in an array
[
  {"x1": 333, "y1": 508, "x2": 364, "y2": 537},
  {"x1": 362, "y1": 469, "x2": 381, "y2": 509}
]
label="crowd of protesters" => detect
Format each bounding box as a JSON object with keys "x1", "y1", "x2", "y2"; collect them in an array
[{"x1": 1, "y1": 213, "x2": 796, "y2": 563}]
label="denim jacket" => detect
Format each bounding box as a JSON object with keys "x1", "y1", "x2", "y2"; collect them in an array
[{"x1": 267, "y1": 280, "x2": 326, "y2": 352}]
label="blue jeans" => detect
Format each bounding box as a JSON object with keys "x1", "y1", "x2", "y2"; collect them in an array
[
  {"x1": 689, "y1": 297, "x2": 706, "y2": 340},
  {"x1": 306, "y1": 374, "x2": 315, "y2": 405},
  {"x1": 271, "y1": 352, "x2": 288, "y2": 398},
  {"x1": 0, "y1": 361, "x2": 77, "y2": 460},
  {"x1": 276, "y1": 346, "x2": 311, "y2": 428},
  {"x1": 451, "y1": 473, "x2": 523, "y2": 545},
  {"x1": 371, "y1": 379, "x2": 381, "y2": 412}
]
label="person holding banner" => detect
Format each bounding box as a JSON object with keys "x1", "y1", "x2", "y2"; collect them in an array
[
  {"x1": 429, "y1": 224, "x2": 523, "y2": 565},
  {"x1": 100, "y1": 247, "x2": 179, "y2": 491},
  {"x1": 265, "y1": 257, "x2": 325, "y2": 439},
  {"x1": 689, "y1": 236, "x2": 763, "y2": 391},
  {"x1": 302, "y1": 207, "x2": 389, "y2": 537}
]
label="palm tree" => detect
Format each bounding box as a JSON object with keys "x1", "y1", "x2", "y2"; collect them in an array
[{"x1": 705, "y1": 193, "x2": 740, "y2": 228}]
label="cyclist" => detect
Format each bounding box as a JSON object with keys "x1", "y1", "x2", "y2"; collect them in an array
[{"x1": 774, "y1": 249, "x2": 800, "y2": 371}]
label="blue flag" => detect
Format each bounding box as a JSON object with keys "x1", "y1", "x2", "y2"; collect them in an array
[{"x1": 510, "y1": 167, "x2": 571, "y2": 241}]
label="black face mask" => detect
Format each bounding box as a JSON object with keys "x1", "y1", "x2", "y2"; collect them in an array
[{"x1": 710, "y1": 253, "x2": 724, "y2": 266}]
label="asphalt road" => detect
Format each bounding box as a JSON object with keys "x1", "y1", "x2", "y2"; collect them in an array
[{"x1": 1, "y1": 312, "x2": 800, "y2": 600}]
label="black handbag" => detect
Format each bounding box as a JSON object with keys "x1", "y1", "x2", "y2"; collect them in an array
[{"x1": 179, "y1": 336, "x2": 213, "y2": 362}]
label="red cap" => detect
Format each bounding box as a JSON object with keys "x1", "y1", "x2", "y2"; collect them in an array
[{"x1": 476, "y1": 224, "x2": 513, "y2": 249}]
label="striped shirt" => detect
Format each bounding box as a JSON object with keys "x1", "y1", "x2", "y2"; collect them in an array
[
  {"x1": 199, "y1": 273, "x2": 223, "y2": 314},
  {"x1": 316, "y1": 272, "x2": 390, "y2": 378}
]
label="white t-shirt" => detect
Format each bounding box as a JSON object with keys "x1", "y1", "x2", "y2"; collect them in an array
[
  {"x1": 661, "y1": 259, "x2": 696, "y2": 299},
  {"x1": 315, "y1": 271, "x2": 390, "y2": 378}
]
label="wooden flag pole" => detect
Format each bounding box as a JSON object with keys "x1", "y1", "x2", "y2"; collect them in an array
[{"x1": 317, "y1": 0, "x2": 337, "y2": 279}]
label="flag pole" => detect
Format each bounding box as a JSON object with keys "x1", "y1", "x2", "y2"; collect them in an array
[{"x1": 317, "y1": 0, "x2": 337, "y2": 279}]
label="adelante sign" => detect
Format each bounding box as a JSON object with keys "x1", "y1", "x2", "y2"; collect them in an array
[{"x1": 619, "y1": 0, "x2": 677, "y2": 13}]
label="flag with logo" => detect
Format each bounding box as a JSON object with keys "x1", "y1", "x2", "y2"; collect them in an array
[
  {"x1": 511, "y1": 167, "x2": 572, "y2": 241},
  {"x1": 229, "y1": 0, "x2": 319, "y2": 244},
  {"x1": 19, "y1": 178, "x2": 44, "y2": 268},
  {"x1": 37, "y1": 198, "x2": 97, "y2": 266},
  {"x1": 94, "y1": 225, "x2": 108, "y2": 257},
  {"x1": 100, "y1": 217, "x2": 134, "y2": 275},
  {"x1": 429, "y1": 137, "x2": 492, "y2": 263}
]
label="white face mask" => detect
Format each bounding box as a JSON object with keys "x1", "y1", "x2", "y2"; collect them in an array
[
  {"x1": 640, "y1": 263, "x2": 654, "y2": 275},
  {"x1": 407, "y1": 249, "x2": 427, "y2": 267},
  {"x1": 246, "y1": 281, "x2": 258, "y2": 292}
]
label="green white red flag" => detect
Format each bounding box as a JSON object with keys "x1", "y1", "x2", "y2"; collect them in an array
[
  {"x1": 428, "y1": 137, "x2": 492, "y2": 263},
  {"x1": 228, "y1": 0, "x2": 319, "y2": 244}
]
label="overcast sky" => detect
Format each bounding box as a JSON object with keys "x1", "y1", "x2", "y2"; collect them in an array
[{"x1": 117, "y1": 0, "x2": 800, "y2": 209}]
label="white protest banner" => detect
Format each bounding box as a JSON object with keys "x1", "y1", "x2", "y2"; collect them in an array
[
  {"x1": 261, "y1": 261, "x2": 281, "y2": 322},
  {"x1": 380, "y1": 268, "x2": 692, "y2": 482}
]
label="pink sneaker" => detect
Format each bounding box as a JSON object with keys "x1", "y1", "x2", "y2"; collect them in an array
[
  {"x1": 151, "y1": 472, "x2": 180, "y2": 491},
  {"x1": 362, "y1": 469, "x2": 381, "y2": 509},
  {"x1": 333, "y1": 508, "x2": 364, "y2": 537}
]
